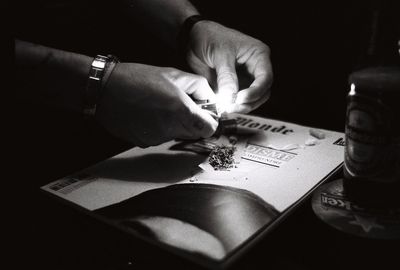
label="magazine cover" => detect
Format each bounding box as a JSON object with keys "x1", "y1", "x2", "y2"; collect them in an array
[{"x1": 41, "y1": 113, "x2": 345, "y2": 269}]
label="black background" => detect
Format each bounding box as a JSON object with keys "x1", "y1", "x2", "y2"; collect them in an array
[{"x1": 6, "y1": 0, "x2": 400, "y2": 269}]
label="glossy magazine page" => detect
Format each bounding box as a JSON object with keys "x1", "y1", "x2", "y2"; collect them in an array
[{"x1": 41, "y1": 113, "x2": 344, "y2": 269}]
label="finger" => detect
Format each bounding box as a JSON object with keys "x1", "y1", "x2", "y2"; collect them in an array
[
  {"x1": 166, "y1": 120, "x2": 197, "y2": 141},
  {"x1": 187, "y1": 50, "x2": 217, "y2": 89},
  {"x1": 184, "y1": 75, "x2": 217, "y2": 103},
  {"x1": 235, "y1": 73, "x2": 272, "y2": 105},
  {"x1": 235, "y1": 54, "x2": 273, "y2": 105},
  {"x1": 229, "y1": 89, "x2": 271, "y2": 113},
  {"x1": 179, "y1": 94, "x2": 219, "y2": 138},
  {"x1": 229, "y1": 103, "x2": 252, "y2": 114},
  {"x1": 204, "y1": 110, "x2": 219, "y2": 120},
  {"x1": 214, "y1": 53, "x2": 239, "y2": 108},
  {"x1": 175, "y1": 123, "x2": 199, "y2": 141},
  {"x1": 191, "y1": 106, "x2": 219, "y2": 138}
]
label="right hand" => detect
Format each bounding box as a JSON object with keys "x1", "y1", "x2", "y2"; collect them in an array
[
  {"x1": 186, "y1": 21, "x2": 273, "y2": 114},
  {"x1": 95, "y1": 63, "x2": 218, "y2": 147}
]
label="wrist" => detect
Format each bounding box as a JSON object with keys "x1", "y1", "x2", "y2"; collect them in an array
[
  {"x1": 101, "y1": 55, "x2": 120, "y2": 90},
  {"x1": 83, "y1": 54, "x2": 119, "y2": 119},
  {"x1": 177, "y1": 15, "x2": 207, "y2": 55}
]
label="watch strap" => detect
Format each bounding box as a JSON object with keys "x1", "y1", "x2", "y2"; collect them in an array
[{"x1": 83, "y1": 54, "x2": 119, "y2": 119}]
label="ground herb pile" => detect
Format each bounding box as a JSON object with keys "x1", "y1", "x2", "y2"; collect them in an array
[{"x1": 208, "y1": 145, "x2": 236, "y2": 170}]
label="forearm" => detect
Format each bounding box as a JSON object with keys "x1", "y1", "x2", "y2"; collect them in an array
[
  {"x1": 120, "y1": 0, "x2": 199, "y2": 48},
  {"x1": 15, "y1": 39, "x2": 92, "y2": 113}
]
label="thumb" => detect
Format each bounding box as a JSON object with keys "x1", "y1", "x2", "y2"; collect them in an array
[
  {"x1": 179, "y1": 93, "x2": 219, "y2": 138},
  {"x1": 185, "y1": 76, "x2": 217, "y2": 103},
  {"x1": 214, "y1": 53, "x2": 238, "y2": 113}
]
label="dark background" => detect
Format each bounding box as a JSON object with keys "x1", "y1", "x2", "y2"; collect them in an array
[
  {"x1": 9, "y1": 0, "x2": 399, "y2": 178},
  {"x1": 6, "y1": 0, "x2": 400, "y2": 269}
]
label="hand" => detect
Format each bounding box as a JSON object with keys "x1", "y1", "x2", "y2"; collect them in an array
[
  {"x1": 96, "y1": 63, "x2": 218, "y2": 147},
  {"x1": 186, "y1": 21, "x2": 273, "y2": 113}
]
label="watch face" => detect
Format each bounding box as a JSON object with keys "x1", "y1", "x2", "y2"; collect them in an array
[
  {"x1": 92, "y1": 57, "x2": 107, "y2": 69},
  {"x1": 312, "y1": 178, "x2": 400, "y2": 239}
]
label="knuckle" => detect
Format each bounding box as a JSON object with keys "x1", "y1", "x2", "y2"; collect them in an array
[
  {"x1": 198, "y1": 76, "x2": 209, "y2": 86},
  {"x1": 219, "y1": 67, "x2": 236, "y2": 78},
  {"x1": 218, "y1": 75, "x2": 238, "y2": 90},
  {"x1": 164, "y1": 67, "x2": 179, "y2": 75},
  {"x1": 259, "y1": 44, "x2": 271, "y2": 56},
  {"x1": 192, "y1": 75, "x2": 210, "y2": 89},
  {"x1": 161, "y1": 67, "x2": 181, "y2": 81}
]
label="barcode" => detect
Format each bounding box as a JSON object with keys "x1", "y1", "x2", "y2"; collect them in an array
[
  {"x1": 48, "y1": 173, "x2": 95, "y2": 194},
  {"x1": 49, "y1": 178, "x2": 79, "y2": 191}
]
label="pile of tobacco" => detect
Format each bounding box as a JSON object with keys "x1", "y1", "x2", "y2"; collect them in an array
[{"x1": 208, "y1": 145, "x2": 236, "y2": 170}]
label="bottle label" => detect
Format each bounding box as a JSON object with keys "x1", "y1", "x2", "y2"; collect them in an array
[{"x1": 344, "y1": 94, "x2": 398, "y2": 183}]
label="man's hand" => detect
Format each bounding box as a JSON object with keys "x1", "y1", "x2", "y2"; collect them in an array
[
  {"x1": 96, "y1": 63, "x2": 218, "y2": 147},
  {"x1": 186, "y1": 21, "x2": 273, "y2": 113}
]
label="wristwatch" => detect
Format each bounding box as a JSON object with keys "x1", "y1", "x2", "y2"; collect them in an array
[{"x1": 84, "y1": 54, "x2": 119, "y2": 119}]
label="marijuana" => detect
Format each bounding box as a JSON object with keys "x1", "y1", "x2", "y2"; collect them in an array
[{"x1": 208, "y1": 145, "x2": 236, "y2": 170}]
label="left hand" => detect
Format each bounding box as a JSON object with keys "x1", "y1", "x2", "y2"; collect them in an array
[{"x1": 186, "y1": 20, "x2": 273, "y2": 113}]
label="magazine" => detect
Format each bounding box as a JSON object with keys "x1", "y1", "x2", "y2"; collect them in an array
[{"x1": 41, "y1": 113, "x2": 344, "y2": 269}]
